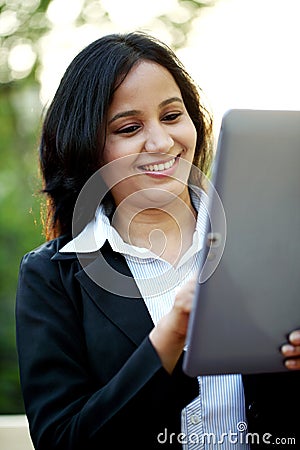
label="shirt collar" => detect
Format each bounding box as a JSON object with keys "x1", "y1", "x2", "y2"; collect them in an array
[{"x1": 59, "y1": 186, "x2": 209, "y2": 255}]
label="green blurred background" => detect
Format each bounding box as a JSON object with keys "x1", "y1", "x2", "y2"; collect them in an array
[{"x1": 0, "y1": 0, "x2": 214, "y2": 414}]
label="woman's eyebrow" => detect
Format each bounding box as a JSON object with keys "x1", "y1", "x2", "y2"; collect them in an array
[
  {"x1": 159, "y1": 96, "x2": 183, "y2": 108},
  {"x1": 108, "y1": 109, "x2": 141, "y2": 124},
  {"x1": 108, "y1": 97, "x2": 183, "y2": 125}
]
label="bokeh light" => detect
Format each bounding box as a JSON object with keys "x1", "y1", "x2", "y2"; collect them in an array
[{"x1": 35, "y1": 0, "x2": 300, "y2": 132}]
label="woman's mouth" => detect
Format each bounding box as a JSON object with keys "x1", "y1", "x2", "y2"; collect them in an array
[{"x1": 140, "y1": 156, "x2": 176, "y2": 172}]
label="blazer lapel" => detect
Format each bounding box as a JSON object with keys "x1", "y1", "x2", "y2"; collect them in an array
[{"x1": 73, "y1": 244, "x2": 154, "y2": 347}]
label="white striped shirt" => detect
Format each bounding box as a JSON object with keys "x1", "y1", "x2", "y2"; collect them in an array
[{"x1": 60, "y1": 187, "x2": 250, "y2": 449}]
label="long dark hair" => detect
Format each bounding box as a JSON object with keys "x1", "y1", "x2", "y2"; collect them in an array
[{"x1": 39, "y1": 31, "x2": 213, "y2": 240}]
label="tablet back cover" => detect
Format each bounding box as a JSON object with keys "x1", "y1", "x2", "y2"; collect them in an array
[{"x1": 183, "y1": 109, "x2": 300, "y2": 377}]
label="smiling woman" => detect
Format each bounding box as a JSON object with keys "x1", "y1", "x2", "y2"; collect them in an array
[
  {"x1": 15, "y1": 31, "x2": 300, "y2": 450},
  {"x1": 37, "y1": 32, "x2": 212, "y2": 241},
  {"x1": 103, "y1": 62, "x2": 197, "y2": 207},
  {"x1": 101, "y1": 61, "x2": 198, "y2": 261}
]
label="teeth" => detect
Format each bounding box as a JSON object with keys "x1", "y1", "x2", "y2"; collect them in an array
[{"x1": 142, "y1": 157, "x2": 176, "y2": 172}]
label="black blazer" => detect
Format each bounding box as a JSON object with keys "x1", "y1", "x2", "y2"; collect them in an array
[{"x1": 16, "y1": 235, "x2": 299, "y2": 450}]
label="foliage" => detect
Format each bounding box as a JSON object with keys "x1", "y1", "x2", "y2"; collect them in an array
[{"x1": 0, "y1": 0, "x2": 214, "y2": 413}]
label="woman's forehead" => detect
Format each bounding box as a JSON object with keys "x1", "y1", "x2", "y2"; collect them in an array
[{"x1": 111, "y1": 61, "x2": 182, "y2": 107}]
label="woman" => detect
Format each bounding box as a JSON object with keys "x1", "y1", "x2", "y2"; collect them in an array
[{"x1": 16, "y1": 32, "x2": 299, "y2": 450}]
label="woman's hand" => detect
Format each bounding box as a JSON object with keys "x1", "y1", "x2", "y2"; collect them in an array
[
  {"x1": 149, "y1": 276, "x2": 197, "y2": 374},
  {"x1": 281, "y1": 330, "x2": 300, "y2": 370}
]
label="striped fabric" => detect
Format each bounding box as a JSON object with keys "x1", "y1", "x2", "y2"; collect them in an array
[{"x1": 180, "y1": 375, "x2": 250, "y2": 449}]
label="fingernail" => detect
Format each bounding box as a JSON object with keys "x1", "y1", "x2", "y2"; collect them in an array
[
  {"x1": 290, "y1": 330, "x2": 300, "y2": 342},
  {"x1": 281, "y1": 344, "x2": 294, "y2": 354},
  {"x1": 285, "y1": 359, "x2": 296, "y2": 368}
]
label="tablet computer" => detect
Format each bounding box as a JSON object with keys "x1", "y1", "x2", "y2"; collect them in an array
[{"x1": 183, "y1": 108, "x2": 300, "y2": 377}]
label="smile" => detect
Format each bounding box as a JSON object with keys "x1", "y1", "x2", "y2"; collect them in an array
[{"x1": 140, "y1": 156, "x2": 177, "y2": 172}]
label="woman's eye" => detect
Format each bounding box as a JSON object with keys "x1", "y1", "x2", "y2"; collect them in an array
[
  {"x1": 162, "y1": 112, "x2": 182, "y2": 122},
  {"x1": 116, "y1": 125, "x2": 140, "y2": 134}
]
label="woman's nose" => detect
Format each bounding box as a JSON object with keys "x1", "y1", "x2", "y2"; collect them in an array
[{"x1": 144, "y1": 123, "x2": 174, "y2": 153}]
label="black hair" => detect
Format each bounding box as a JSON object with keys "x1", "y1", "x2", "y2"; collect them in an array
[{"x1": 39, "y1": 31, "x2": 213, "y2": 240}]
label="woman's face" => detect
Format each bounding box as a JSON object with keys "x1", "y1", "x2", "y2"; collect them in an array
[{"x1": 102, "y1": 60, "x2": 197, "y2": 209}]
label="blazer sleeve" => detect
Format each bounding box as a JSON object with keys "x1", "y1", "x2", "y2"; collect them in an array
[{"x1": 16, "y1": 246, "x2": 199, "y2": 450}]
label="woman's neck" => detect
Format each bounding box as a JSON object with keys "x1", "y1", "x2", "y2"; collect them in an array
[{"x1": 111, "y1": 190, "x2": 197, "y2": 265}]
